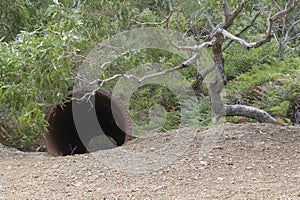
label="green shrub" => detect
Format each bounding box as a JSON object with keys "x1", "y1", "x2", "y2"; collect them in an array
[
  {"x1": 226, "y1": 57, "x2": 300, "y2": 124},
  {"x1": 0, "y1": 2, "x2": 88, "y2": 150}
]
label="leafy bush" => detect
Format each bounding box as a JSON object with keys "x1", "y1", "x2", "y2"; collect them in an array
[
  {"x1": 226, "y1": 57, "x2": 300, "y2": 124},
  {"x1": 224, "y1": 41, "x2": 278, "y2": 81},
  {"x1": 0, "y1": 2, "x2": 88, "y2": 150}
]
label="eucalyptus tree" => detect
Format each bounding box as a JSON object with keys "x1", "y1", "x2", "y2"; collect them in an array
[{"x1": 91, "y1": 0, "x2": 299, "y2": 124}]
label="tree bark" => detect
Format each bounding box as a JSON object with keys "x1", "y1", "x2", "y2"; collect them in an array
[
  {"x1": 225, "y1": 104, "x2": 278, "y2": 124},
  {"x1": 209, "y1": 33, "x2": 226, "y2": 122},
  {"x1": 278, "y1": 41, "x2": 285, "y2": 60}
]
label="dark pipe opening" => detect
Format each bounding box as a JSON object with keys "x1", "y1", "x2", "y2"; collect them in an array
[{"x1": 44, "y1": 89, "x2": 132, "y2": 156}]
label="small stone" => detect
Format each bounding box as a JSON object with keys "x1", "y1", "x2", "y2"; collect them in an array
[
  {"x1": 200, "y1": 161, "x2": 209, "y2": 166},
  {"x1": 71, "y1": 181, "x2": 82, "y2": 187},
  {"x1": 246, "y1": 166, "x2": 253, "y2": 170},
  {"x1": 217, "y1": 177, "x2": 224, "y2": 181},
  {"x1": 227, "y1": 162, "x2": 234, "y2": 165}
]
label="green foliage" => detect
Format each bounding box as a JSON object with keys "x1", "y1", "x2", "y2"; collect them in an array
[
  {"x1": 0, "y1": 2, "x2": 88, "y2": 150},
  {"x1": 0, "y1": 0, "x2": 42, "y2": 41},
  {"x1": 81, "y1": 0, "x2": 139, "y2": 41},
  {"x1": 226, "y1": 57, "x2": 300, "y2": 123},
  {"x1": 129, "y1": 84, "x2": 180, "y2": 134},
  {"x1": 224, "y1": 39, "x2": 278, "y2": 81}
]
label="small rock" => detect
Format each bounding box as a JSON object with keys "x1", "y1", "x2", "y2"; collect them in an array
[
  {"x1": 71, "y1": 181, "x2": 82, "y2": 187},
  {"x1": 227, "y1": 162, "x2": 234, "y2": 165},
  {"x1": 200, "y1": 161, "x2": 209, "y2": 166}
]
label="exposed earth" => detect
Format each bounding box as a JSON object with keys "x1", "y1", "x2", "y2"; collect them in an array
[{"x1": 1, "y1": 123, "x2": 300, "y2": 199}]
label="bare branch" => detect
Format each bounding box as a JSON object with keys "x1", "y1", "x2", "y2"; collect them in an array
[
  {"x1": 132, "y1": 0, "x2": 173, "y2": 26},
  {"x1": 289, "y1": 32, "x2": 300, "y2": 41},
  {"x1": 139, "y1": 52, "x2": 200, "y2": 82},
  {"x1": 222, "y1": 0, "x2": 230, "y2": 22},
  {"x1": 221, "y1": 0, "x2": 299, "y2": 49},
  {"x1": 220, "y1": 29, "x2": 262, "y2": 48},
  {"x1": 273, "y1": 0, "x2": 283, "y2": 10},
  {"x1": 204, "y1": 0, "x2": 215, "y2": 30},
  {"x1": 267, "y1": 0, "x2": 299, "y2": 37},
  {"x1": 206, "y1": 9, "x2": 215, "y2": 30},
  {"x1": 73, "y1": 51, "x2": 201, "y2": 89},
  {"x1": 98, "y1": 74, "x2": 124, "y2": 86},
  {"x1": 223, "y1": 0, "x2": 247, "y2": 29},
  {"x1": 223, "y1": 12, "x2": 261, "y2": 51},
  {"x1": 131, "y1": 19, "x2": 168, "y2": 26},
  {"x1": 285, "y1": 19, "x2": 300, "y2": 42},
  {"x1": 71, "y1": 87, "x2": 101, "y2": 108},
  {"x1": 231, "y1": 0, "x2": 247, "y2": 17},
  {"x1": 193, "y1": 65, "x2": 215, "y2": 93}
]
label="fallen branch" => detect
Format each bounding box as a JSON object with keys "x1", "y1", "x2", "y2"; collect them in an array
[{"x1": 225, "y1": 104, "x2": 278, "y2": 124}]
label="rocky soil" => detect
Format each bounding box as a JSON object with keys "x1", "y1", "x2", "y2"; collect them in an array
[{"x1": 1, "y1": 123, "x2": 300, "y2": 199}]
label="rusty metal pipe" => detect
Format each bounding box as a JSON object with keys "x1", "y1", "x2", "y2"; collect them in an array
[{"x1": 44, "y1": 89, "x2": 132, "y2": 156}]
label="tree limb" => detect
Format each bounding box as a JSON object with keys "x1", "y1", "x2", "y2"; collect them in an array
[
  {"x1": 193, "y1": 65, "x2": 215, "y2": 95},
  {"x1": 223, "y1": 11, "x2": 261, "y2": 51},
  {"x1": 222, "y1": 0, "x2": 230, "y2": 23},
  {"x1": 266, "y1": 0, "x2": 299, "y2": 37},
  {"x1": 132, "y1": 0, "x2": 173, "y2": 26},
  {"x1": 220, "y1": 28, "x2": 263, "y2": 48},
  {"x1": 223, "y1": 0, "x2": 247, "y2": 29},
  {"x1": 138, "y1": 52, "x2": 200, "y2": 82},
  {"x1": 289, "y1": 32, "x2": 300, "y2": 41},
  {"x1": 206, "y1": 9, "x2": 215, "y2": 30},
  {"x1": 225, "y1": 104, "x2": 278, "y2": 124},
  {"x1": 285, "y1": 19, "x2": 300, "y2": 43}
]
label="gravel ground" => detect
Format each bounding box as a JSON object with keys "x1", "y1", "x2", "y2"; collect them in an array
[{"x1": 1, "y1": 123, "x2": 300, "y2": 199}]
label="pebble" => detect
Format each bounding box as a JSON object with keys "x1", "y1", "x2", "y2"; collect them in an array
[{"x1": 200, "y1": 161, "x2": 209, "y2": 166}]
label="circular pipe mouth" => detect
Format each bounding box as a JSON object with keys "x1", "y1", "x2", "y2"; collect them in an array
[{"x1": 44, "y1": 89, "x2": 132, "y2": 156}]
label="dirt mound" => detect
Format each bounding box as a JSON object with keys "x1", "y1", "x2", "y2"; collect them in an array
[{"x1": 0, "y1": 123, "x2": 300, "y2": 199}]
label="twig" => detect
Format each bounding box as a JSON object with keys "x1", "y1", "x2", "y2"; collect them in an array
[
  {"x1": 132, "y1": 0, "x2": 173, "y2": 26},
  {"x1": 285, "y1": 19, "x2": 300, "y2": 42},
  {"x1": 289, "y1": 32, "x2": 300, "y2": 41}
]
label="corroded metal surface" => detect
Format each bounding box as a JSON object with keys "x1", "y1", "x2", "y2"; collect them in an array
[{"x1": 44, "y1": 89, "x2": 132, "y2": 156}]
